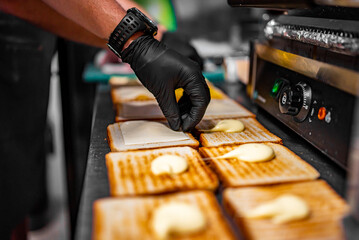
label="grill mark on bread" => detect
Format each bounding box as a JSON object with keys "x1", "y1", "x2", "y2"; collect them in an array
[
  {"x1": 126, "y1": 158, "x2": 135, "y2": 193},
  {"x1": 199, "y1": 143, "x2": 319, "y2": 187},
  {"x1": 197, "y1": 118, "x2": 282, "y2": 147},
  {"x1": 200, "y1": 160, "x2": 217, "y2": 186},
  {"x1": 93, "y1": 191, "x2": 236, "y2": 240},
  {"x1": 106, "y1": 147, "x2": 219, "y2": 196},
  {"x1": 223, "y1": 181, "x2": 349, "y2": 240}
]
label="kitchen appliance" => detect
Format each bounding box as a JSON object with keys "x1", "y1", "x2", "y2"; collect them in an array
[
  {"x1": 248, "y1": 40, "x2": 359, "y2": 168},
  {"x1": 242, "y1": 6, "x2": 359, "y2": 169},
  {"x1": 228, "y1": 1, "x2": 359, "y2": 236}
]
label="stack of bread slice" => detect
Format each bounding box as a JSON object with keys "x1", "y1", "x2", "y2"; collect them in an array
[{"x1": 93, "y1": 76, "x2": 348, "y2": 240}]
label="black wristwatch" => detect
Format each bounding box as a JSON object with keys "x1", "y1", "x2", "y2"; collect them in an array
[{"x1": 107, "y1": 7, "x2": 158, "y2": 57}]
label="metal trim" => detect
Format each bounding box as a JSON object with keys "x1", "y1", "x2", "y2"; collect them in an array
[
  {"x1": 315, "y1": 0, "x2": 359, "y2": 8},
  {"x1": 227, "y1": 0, "x2": 311, "y2": 9},
  {"x1": 255, "y1": 43, "x2": 359, "y2": 96},
  {"x1": 247, "y1": 41, "x2": 258, "y2": 99},
  {"x1": 264, "y1": 19, "x2": 359, "y2": 55}
]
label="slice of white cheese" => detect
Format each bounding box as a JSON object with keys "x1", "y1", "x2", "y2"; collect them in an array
[
  {"x1": 151, "y1": 155, "x2": 188, "y2": 175},
  {"x1": 219, "y1": 143, "x2": 275, "y2": 162},
  {"x1": 121, "y1": 101, "x2": 164, "y2": 118},
  {"x1": 151, "y1": 202, "x2": 206, "y2": 239},
  {"x1": 245, "y1": 194, "x2": 310, "y2": 224},
  {"x1": 205, "y1": 99, "x2": 244, "y2": 116},
  {"x1": 208, "y1": 119, "x2": 245, "y2": 133},
  {"x1": 120, "y1": 121, "x2": 190, "y2": 146},
  {"x1": 117, "y1": 86, "x2": 155, "y2": 100}
]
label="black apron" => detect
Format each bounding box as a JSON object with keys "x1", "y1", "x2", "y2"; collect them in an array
[{"x1": 0, "y1": 12, "x2": 56, "y2": 237}]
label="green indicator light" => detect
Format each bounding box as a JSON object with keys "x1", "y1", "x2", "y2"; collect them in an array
[
  {"x1": 271, "y1": 79, "x2": 283, "y2": 98},
  {"x1": 272, "y1": 82, "x2": 280, "y2": 94}
]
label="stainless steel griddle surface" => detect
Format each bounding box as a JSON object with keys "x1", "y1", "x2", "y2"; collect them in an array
[{"x1": 75, "y1": 83, "x2": 347, "y2": 240}]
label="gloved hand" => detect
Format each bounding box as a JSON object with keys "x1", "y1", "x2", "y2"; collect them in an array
[
  {"x1": 122, "y1": 35, "x2": 210, "y2": 131},
  {"x1": 161, "y1": 32, "x2": 203, "y2": 70}
]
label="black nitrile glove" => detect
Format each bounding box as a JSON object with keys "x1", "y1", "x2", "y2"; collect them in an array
[
  {"x1": 122, "y1": 35, "x2": 210, "y2": 131},
  {"x1": 161, "y1": 32, "x2": 204, "y2": 70}
]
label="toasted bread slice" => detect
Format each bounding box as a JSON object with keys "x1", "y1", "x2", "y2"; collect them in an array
[
  {"x1": 107, "y1": 121, "x2": 199, "y2": 152},
  {"x1": 106, "y1": 147, "x2": 218, "y2": 196},
  {"x1": 223, "y1": 180, "x2": 349, "y2": 240},
  {"x1": 109, "y1": 76, "x2": 141, "y2": 87},
  {"x1": 113, "y1": 87, "x2": 232, "y2": 121},
  {"x1": 175, "y1": 84, "x2": 227, "y2": 101},
  {"x1": 93, "y1": 191, "x2": 236, "y2": 240},
  {"x1": 111, "y1": 85, "x2": 155, "y2": 103},
  {"x1": 110, "y1": 80, "x2": 227, "y2": 104},
  {"x1": 206, "y1": 81, "x2": 228, "y2": 99},
  {"x1": 199, "y1": 143, "x2": 319, "y2": 187},
  {"x1": 196, "y1": 118, "x2": 282, "y2": 147},
  {"x1": 114, "y1": 98, "x2": 254, "y2": 122},
  {"x1": 203, "y1": 99, "x2": 255, "y2": 119}
]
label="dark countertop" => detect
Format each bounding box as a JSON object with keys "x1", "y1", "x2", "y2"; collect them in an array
[
  {"x1": 75, "y1": 83, "x2": 347, "y2": 240},
  {"x1": 75, "y1": 84, "x2": 113, "y2": 240}
]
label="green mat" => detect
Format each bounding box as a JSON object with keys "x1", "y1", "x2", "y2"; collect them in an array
[{"x1": 83, "y1": 63, "x2": 225, "y2": 84}]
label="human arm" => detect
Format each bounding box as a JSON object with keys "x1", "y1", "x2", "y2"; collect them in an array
[
  {"x1": 40, "y1": 0, "x2": 126, "y2": 40},
  {"x1": 2, "y1": 0, "x2": 210, "y2": 130},
  {"x1": 1, "y1": 0, "x2": 201, "y2": 67},
  {"x1": 40, "y1": 0, "x2": 146, "y2": 52},
  {"x1": 40, "y1": 0, "x2": 209, "y2": 130},
  {"x1": 0, "y1": 0, "x2": 163, "y2": 48},
  {"x1": 0, "y1": 0, "x2": 106, "y2": 48}
]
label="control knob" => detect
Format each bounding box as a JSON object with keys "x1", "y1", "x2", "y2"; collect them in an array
[{"x1": 278, "y1": 82, "x2": 312, "y2": 122}]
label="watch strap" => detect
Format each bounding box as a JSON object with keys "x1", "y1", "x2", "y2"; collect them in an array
[{"x1": 107, "y1": 12, "x2": 147, "y2": 57}]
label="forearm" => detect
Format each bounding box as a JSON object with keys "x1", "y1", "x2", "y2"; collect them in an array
[
  {"x1": 0, "y1": 0, "x2": 106, "y2": 48},
  {"x1": 41, "y1": 0, "x2": 126, "y2": 40}
]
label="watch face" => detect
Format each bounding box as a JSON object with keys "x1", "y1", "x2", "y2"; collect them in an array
[{"x1": 129, "y1": 8, "x2": 157, "y2": 31}]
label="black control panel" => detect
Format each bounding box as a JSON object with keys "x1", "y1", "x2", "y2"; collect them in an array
[
  {"x1": 253, "y1": 59, "x2": 355, "y2": 168},
  {"x1": 278, "y1": 80, "x2": 312, "y2": 122}
]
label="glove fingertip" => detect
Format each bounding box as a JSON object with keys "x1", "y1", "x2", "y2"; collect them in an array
[
  {"x1": 167, "y1": 118, "x2": 181, "y2": 131},
  {"x1": 181, "y1": 114, "x2": 196, "y2": 132}
]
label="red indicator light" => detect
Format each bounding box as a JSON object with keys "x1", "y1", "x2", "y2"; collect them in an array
[{"x1": 318, "y1": 107, "x2": 326, "y2": 120}]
